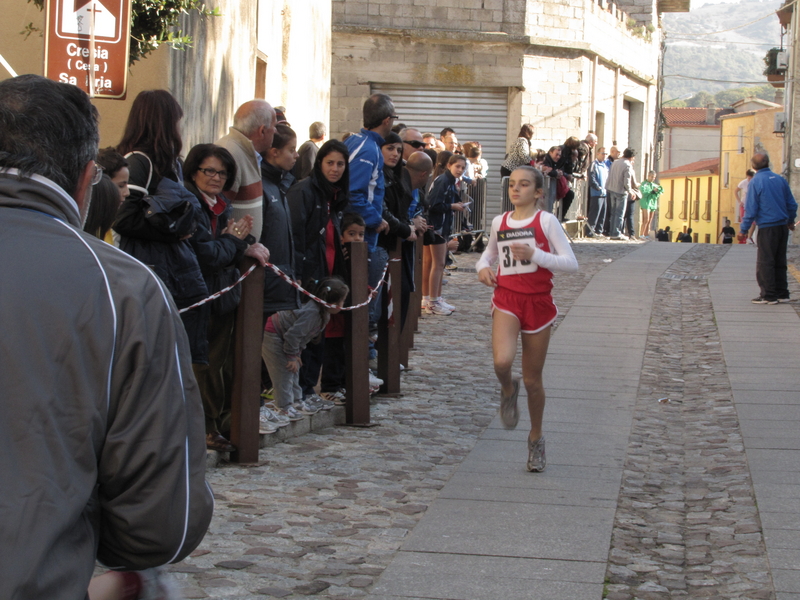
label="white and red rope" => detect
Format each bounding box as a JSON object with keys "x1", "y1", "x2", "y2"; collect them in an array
[{"x1": 179, "y1": 259, "x2": 397, "y2": 314}]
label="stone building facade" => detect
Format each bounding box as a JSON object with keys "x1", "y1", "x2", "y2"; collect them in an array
[{"x1": 331, "y1": 0, "x2": 688, "y2": 220}]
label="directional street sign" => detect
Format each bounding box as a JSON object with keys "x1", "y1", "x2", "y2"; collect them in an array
[{"x1": 44, "y1": 0, "x2": 132, "y2": 99}]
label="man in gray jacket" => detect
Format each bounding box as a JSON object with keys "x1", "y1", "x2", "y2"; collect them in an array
[
  {"x1": 0, "y1": 75, "x2": 213, "y2": 598},
  {"x1": 606, "y1": 147, "x2": 637, "y2": 240}
]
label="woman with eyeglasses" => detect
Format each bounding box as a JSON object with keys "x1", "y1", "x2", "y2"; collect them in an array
[{"x1": 183, "y1": 144, "x2": 270, "y2": 452}]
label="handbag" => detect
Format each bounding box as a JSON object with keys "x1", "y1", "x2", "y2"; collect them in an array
[
  {"x1": 125, "y1": 151, "x2": 199, "y2": 239},
  {"x1": 556, "y1": 174, "x2": 570, "y2": 200}
]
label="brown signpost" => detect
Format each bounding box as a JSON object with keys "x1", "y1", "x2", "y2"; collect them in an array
[{"x1": 44, "y1": 0, "x2": 132, "y2": 98}]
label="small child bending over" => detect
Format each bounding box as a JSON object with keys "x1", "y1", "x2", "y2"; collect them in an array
[
  {"x1": 476, "y1": 166, "x2": 578, "y2": 472},
  {"x1": 262, "y1": 277, "x2": 350, "y2": 419}
]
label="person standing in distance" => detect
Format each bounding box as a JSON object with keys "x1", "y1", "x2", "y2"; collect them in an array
[
  {"x1": 0, "y1": 75, "x2": 213, "y2": 599},
  {"x1": 740, "y1": 152, "x2": 797, "y2": 304}
]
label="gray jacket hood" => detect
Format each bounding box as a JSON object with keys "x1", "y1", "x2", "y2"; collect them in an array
[{"x1": 0, "y1": 169, "x2": 83, "y2": 227}]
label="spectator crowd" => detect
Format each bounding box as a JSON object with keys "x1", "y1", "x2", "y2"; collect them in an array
[{"x1": 85, "y1": 90, "x2": 509, "y2": 457}]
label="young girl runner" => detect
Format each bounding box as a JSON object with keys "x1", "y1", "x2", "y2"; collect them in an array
[
  {"x1": 476, "y1": 166, "x2": 578, "y2": 472},
  {"x1": 262, "y1": 277, "x2": 350, "y2": 419}
]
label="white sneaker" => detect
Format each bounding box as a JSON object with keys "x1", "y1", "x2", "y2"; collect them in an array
[
  {"x1": 421, "y1": 298, "x2": 433, "y2": 315},
  {"x1": 294, "y1": 399, "x2": 320, "y2": 415},
  {"x1": 369, "y1": 373, "x2": 384, "y2": 388},
  {"x1": 429, "y1": 300, "x2": 452, "y2": 316},
  {"x1": 260, "y1": 405, "x2": 290, "y2": 428},
  {"x1": 279, "y1": 405, "x2": 303, "y2": 421},
  {"x1": 304, "y1": 393, "x2": 334, "y2": 411},
  {"x1": 258, "y1": 411, "x2": 278, "y2": 434},
  {"x1": 438, "y1": 298, "x2": 456, "y2": 311}
]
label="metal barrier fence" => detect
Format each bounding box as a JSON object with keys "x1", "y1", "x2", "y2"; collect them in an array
[{"x1": 452, "y1": 177, "x2": 488, "y2": 234}]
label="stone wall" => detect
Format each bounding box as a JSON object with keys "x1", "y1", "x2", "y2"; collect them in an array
[
  {"x1": 174, "y1": 0, "x2": 331, "y2": 149},
  {"x1": 333, "y1": 0, "x2": 527, "y2": 35}
]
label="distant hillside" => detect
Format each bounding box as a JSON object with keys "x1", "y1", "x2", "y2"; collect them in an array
[{"x1": 662, "y1": 0, "x2": 783, "y2": 101}]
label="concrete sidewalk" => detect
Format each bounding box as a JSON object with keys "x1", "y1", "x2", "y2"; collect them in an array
[{"x1": 368, "y1": 243, "x2": 800, "y2": 600}]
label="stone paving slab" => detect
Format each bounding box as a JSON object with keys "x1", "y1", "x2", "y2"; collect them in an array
[{"x1": 369, "y1": 551, "x2": 603, "y2": 599}]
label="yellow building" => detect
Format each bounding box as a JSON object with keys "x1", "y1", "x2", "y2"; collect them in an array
[
  {"x1": 658, "y1": 158, "x2": 720, "y2": 243},
  {"x1": 718, "y1": 101, "x2": 784, "y2": 231}
]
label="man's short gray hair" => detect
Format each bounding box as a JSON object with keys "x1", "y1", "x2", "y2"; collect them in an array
[
  {"x1": 0, "y1": 75, "x2": 98, "y2": 195},
  {"x1": 233, "y1": 100, "x2": 274, "y2": 137},
  {"x1": 363, "y1": 93, "x2": 395, "y2": 130},
  {"x1": 752, "y1": 152, "x2": 770, "y2": 170},
  {"x1": 400, "y1": 128, "x2": 422, "y2": 141},
  {"x1": 309, "y1": 121, "x2": 326, "y2": 140}
]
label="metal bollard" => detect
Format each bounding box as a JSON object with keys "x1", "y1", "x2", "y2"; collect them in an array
[
  {"x1": 344, "y1": 241, "x2": 371, "y2": 424},
  {"x1": 229, "y1": 256, "x2": 265, "y2": 464}
]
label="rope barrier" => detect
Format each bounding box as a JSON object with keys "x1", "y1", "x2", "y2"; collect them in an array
[{"x1": 178, "y1": 258, "x2": 398, "y2": 314}]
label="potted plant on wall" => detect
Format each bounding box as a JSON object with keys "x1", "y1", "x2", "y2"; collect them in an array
[{"x1": 764, "y1": 47, "x2": 787, "y2": 88}]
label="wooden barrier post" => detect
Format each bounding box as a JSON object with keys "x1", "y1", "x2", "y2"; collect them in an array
[
  {"x1": 377, "y1": 239, "x2": 402, "y2": 396},
  {"x1": 400, "y1": 235, "x2": 423, "y2": 364},
  {"x1": 229, "y1": 257, "x2": 264, "y2": 464},
  {"x1": 344, "y1": 242, "x2": 371, "y2": 424}
]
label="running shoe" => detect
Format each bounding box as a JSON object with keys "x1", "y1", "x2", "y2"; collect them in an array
[
  {"x1": 279, "y1": 405, "x2": 304, "y2": 422},
  {"x1": 258, "y1": 411, "x2": 278, "y2": 434},
  {"x1": 320, "y1": 389, "x2": 347, "y2": 405},
  {"x1": 752, "y1": 296, "x2": 778, "y2": 305},
  {"x1": 428, "y1": 300, "x2": 452, "y2": 316},
  {"x1": 294, "y1": 398, "x2": 320, "y2": 415},
  {"x1": 304, "y1": 393, "x2": 334, "y2": 411},
  {"x1": 499, "y1": 379, "x2": 520, "y2": 429},
  {"x1": 260, "y1": 405, "x2": 290, "y2": 428},
  {"x1": 439, "y1": 298, "x2": 457, "y2": 312},
  {"x1": 527, "y1": 435, "x2": 546, "y2": 472}
]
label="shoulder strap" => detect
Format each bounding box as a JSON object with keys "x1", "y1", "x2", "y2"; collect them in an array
[{"x1": 124, "y1": 151, "x2": 153, "y2": 196}]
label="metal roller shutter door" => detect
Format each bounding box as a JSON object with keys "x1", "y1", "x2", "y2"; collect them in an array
[{"x1": 371, "y1": 84, "x2": 509, "y2": 228}]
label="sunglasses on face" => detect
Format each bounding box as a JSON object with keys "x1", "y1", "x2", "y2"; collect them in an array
[{"x1": 404, "y1": 140, "x2": 425, "y2": 149}]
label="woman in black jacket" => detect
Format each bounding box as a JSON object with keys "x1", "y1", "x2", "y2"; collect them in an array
[
  {"x1": 113, "y1": 89, "x2": 209, "y2": 363},
  {"x1": 379, "y1": 132, "x2": 416, "y2": 328},
  {"x1": 287, "y1": 139, "x2": 350, "y2": 404},
  {"x1": 183, "y1": 144, "x2": 270, "y2": 452}
]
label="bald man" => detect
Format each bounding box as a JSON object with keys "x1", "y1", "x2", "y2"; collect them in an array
[{"x1": 216, "y1": 100, "x2": 277, "y2": 239}]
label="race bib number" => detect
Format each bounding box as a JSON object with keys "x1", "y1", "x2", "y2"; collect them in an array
[{"x1": 497, "y1": 227, "x2": 538, "y2": 275}]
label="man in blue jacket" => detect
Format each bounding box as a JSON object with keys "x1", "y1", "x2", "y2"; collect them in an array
[
  {"x1": 344, "y1": 94, "x2": 395, "y2": 337},
  {"x1": 586, "y1": 147, "x2": 609, "y2": 237},
  {"x1": 740, "y1": 152, "x2": 797, "y2": 304}
]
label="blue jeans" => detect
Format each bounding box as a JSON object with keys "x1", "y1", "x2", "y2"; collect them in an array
[
  {"x1": 588, "y1": 195, "x2": 606, "y2": 235},
  {"x1": 608, "y1": 191, "x2": 627, "y2": 238}
]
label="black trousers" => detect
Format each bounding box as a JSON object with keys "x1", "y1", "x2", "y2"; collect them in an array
[{"x1": 756, "y1": 225, "x2": 790, "y2": 301}]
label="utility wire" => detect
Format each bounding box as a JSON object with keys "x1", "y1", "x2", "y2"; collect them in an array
[
  {"x1": 664, "y1": 74, "x2": 792, "y2": 84},
  {"x1": 663, "y1": 0, "x2": 796, "y2": 37}
]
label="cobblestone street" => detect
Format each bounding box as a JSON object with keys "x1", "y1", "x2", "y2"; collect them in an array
[{"x1": 169, "y1": 241, "x2": 800, "y2": 600}]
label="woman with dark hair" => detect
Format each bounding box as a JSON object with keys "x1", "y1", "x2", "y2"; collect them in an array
[
  {"x1": 380, "y1": 132, "x2": 416, "y2": 329},
  {"x1": 184, "y1": 143, "x2": 271, "y2": 452},
  {"x1": 287, "y1": 138, "x2": 351, "y2": 412},
  {"x1": 96, "y1": 147, "x2": 130, "y2": 205},
  {"x1": 500, "y1": 123, "x2": 535, "y2": 178},
  {"x1": 113, "y1": 89, "x2": 209, "y2": 365},
  {"x1": 117, "y1": 89, "x2": 184, "y2": 183},
  {"x1": 83, "y1": 174, "x2": 120, "y2": 241}
]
